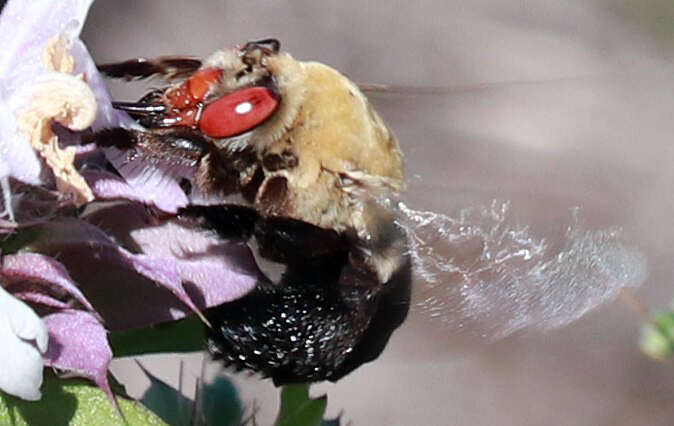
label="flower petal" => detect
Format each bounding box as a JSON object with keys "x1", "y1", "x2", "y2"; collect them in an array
[
  {"x1": 82, "y1": 169, "x2": 190, "y2": 213},
  {"x1": 28, "y1": 216, "x2": 257, "y2": 330},
  {"x1": 129, "y1": 212, "x2": 261, "y2": 308},
  {"x1": 42, "y1": 310, "x2": 113, "y2": 400},
  {"x1": 28, "y1": 219, "x2": 197, "y2": 319},
  {"x1": 68, "y1": 38, "x2": 137, "y2": 131},
  {"x1": 0, "y1": 0, "x2": 93, "y2": 82},
  {"x1": 0, "y1": 0, "x2": 96, "y2": 186},
  {"x1": 10, "y1": 285, "x2": 71, "y2": 310},
  {"x1": 0, "y1": 90, "x2": 41, "y2": 187},
  {"x1": 101, "y1": 147, "x2": 192, "y2": 213},
  {"x1": 88, "y1": 203, "x2": 260, "y2": 307},
  {"x1": 15, "y1": 73, "x2": 98, "y2": 205},
  {"x1": 0, "y1": 0, "x2": 192, "y2": 212},
  {"x1": 2, "y1": 253, "x2": 94, "y2": 312},
  {"x1": 0, "y1": 285, "x2": 47, "y2": 400}
]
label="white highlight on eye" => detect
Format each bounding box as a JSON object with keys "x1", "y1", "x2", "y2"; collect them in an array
[{"x1": 234, "y1": 101, "x2": 253, "y2": 115}]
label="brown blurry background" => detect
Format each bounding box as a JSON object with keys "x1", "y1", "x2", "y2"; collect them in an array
[{"x1": 83, "y1": 1, "x2": 674, "y2": 425}]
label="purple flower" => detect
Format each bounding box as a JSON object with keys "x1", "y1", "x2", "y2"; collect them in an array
[
  {"x1": 0, "y1": 0, "x2": 98, "y2": 401},
  {"x1": 0, "y1": 0, "x2": 259, "y2": 401}
]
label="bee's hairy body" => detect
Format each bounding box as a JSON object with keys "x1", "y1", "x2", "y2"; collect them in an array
[{"x1": 97, "y1": 39, "x2": 411, "y2": 384}]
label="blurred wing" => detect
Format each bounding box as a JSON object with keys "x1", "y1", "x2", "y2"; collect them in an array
[
  {"x1": 358, "y1": 75, "x2": 606, "y2": 96},
  {"x1": 389, "y1": 199, "x2": 647, "y2": 339}
]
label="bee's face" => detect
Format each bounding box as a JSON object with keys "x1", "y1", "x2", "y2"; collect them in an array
[{"x1": 132, "y1": 41, "x2": 283, "y2": 140}]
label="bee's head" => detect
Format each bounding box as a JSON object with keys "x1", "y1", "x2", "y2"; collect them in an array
[{"x1": 201, "y1": 39, "x2": 308, "y2": 152}]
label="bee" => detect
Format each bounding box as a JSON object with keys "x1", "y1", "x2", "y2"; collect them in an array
[
  {"x1": 96, "y1": 39, "x2": 412, "y2": 385},
  {"x1": 95, "y1": 38, "x2": 647, "y2": 387}
]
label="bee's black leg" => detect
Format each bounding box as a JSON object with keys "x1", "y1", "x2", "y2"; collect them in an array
[
  {"x1": 98, "y1": 56, "x2": 203, "y2": 80},
  {"x1": 94, "y1": 127, "x2": 250, "y2": 196},
  {"x1": 95, "y1": 127, "x2": 211, "y2": 167},
  {"x1": 252, "y1": 216, "x2": 349, "y2": 273},
  {"x1": 178, "y1": 204, "x2": 259, "y2": 241}
]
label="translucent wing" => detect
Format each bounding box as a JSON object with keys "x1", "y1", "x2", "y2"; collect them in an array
[{"x1": 387, "y1": 198, "x2": 647, "y2": 339}]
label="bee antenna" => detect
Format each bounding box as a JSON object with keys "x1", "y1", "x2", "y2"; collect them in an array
[{"x1": 243, "y1": 38, "x2": 281, "y2": 54}]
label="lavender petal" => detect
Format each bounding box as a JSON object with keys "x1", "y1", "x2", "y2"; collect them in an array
[
  {"x1": 2, "y1": 253, "x2": 95, "y2": 312},
  {"x1": 42, "y1": 310, "x2": 113, "y2": 400}
]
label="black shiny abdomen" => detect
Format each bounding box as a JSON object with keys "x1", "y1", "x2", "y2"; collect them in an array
[{"x1": 184, "y1": 205, "x2": 412, "y2": 384}]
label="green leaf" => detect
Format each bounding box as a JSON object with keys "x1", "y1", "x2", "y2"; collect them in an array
[
  {"x1": 109, "y1": 316, "x2": 205, "y2": 357},
  {"x1": 0, "y1": 227, "x2": 41, "y2": 255},
  {"x1": 641, "y1": 311, "x2": 674, "y2": 360},
  {"x1": 138, "y1": 363, "x2": 194, "y2": 426},
  {"x1": 193, "y1": 376, "x2": 242, "y2": 426},
  {"x1": 274, "y1": 384, "x2": 328, "y2": 426},
  {"x1": 0, "y1": 373, "x2": 167, "y2": 426},
  {"x1": 139, "y1": 365, "x2": 244, "y2": 426}
]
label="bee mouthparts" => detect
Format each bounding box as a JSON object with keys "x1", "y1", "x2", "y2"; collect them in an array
[{"x1": 111, "y1": 102, "x2": 167, "y2": 115}]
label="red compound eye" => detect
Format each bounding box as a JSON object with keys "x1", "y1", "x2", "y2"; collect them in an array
[{"x1": 199, "y1": 87, "x2": 279, "y2": 138}]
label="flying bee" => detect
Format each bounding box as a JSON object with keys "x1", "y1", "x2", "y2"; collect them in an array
[
  {"x1": 95, "y1": 38, "x2": 647, "y2": 386},
  {"x1": 96, "y1": 39, "x2": 412, "y2": 385}
]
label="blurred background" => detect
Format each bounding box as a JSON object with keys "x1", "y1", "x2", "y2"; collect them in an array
[{"x1": 83, "y1": 1, "x2": 674, "y2": 424}]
